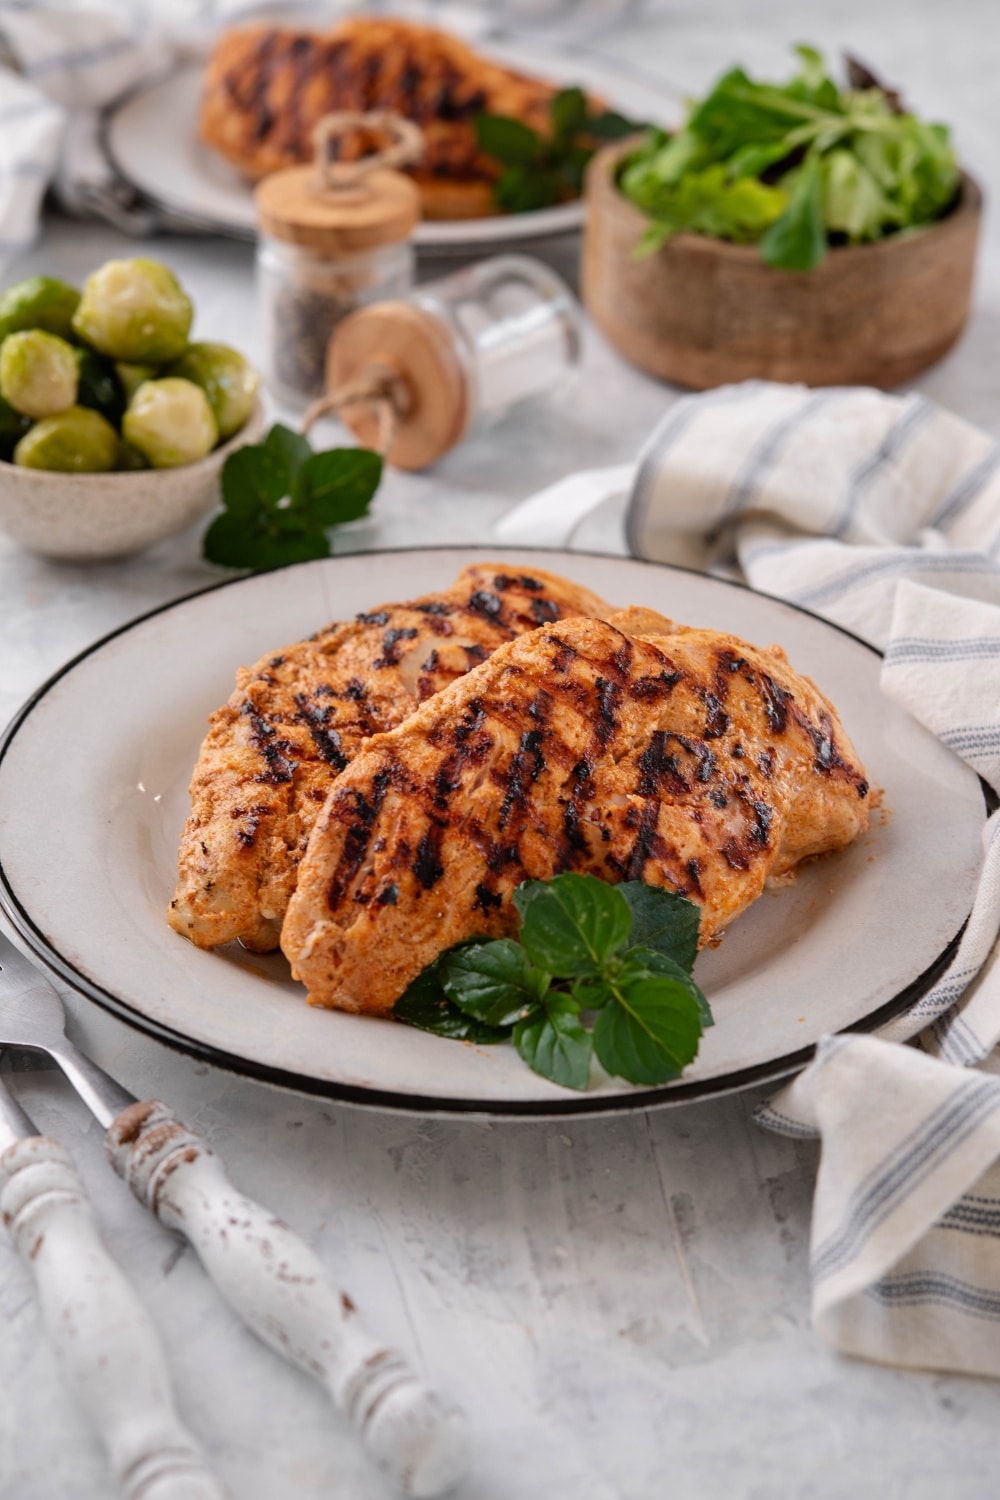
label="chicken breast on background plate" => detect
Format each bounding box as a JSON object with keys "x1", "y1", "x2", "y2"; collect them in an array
[
  {"x1": 282, "y1": 607, "x2": 871, "y2": 1016},
  {"x1": 198, "y1": 17, "x2": 570, "y2": 220},
  {"x1": 168, "y1": 565, "x2": 613, "y2": 954}
]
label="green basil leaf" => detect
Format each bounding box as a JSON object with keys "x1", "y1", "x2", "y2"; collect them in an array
[
  {"x1": 570, "y1": 976, "x2": 613, "y2": 1012},
  {"x1": 620, "y1": 948, "x2": 713, "y2": 1028},
  {"x1": 441, "y1": 939, "x2": 547, "y2": 1027},
  {"x1": 594, "y1": 973, "x2": 703, "y2": 1085},
  {"x1": 589, "y1": 109, "x2": 640, "y2": 141},
  {"x1": 515, "y1": 995, "x2": 593, "y2": 1090},
  {"x1": 551, "y1": 86, "x2": 588, "y2": 146},
  {"x1": 759, "y1": 155, "x2": 827, "y2": 269},
  {"x1": 474, "y1": 114, "x2": 541, "y2": 165},
  {"x1": 263, "y1": 422, "x2": 312, "y2": 479},
  {"x1": 494, "y1": 164, "x2": 563, "y2": 212},
  {"x1": 220, "y1": 443, "x2": 289, "y2": 519},
  {"x1": 617, "y1": 882, "x2": 701, "y2": 973},
  {"x1": 293, "y1": 447, "x2": 382, "y2": 526},
  {"x1": 394, "y1": 963, "x2": 513, "y2": 1043},
  {"x1": 514, "y1": 873, "x2": 632, "y2": 976},
  {"x1": 202, "y1": 510, "x2": 331, "y2": 571}
]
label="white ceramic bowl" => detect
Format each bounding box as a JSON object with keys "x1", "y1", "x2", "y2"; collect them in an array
[{"x1": 0, "y1": 400, "x2": 266, "y2": 563}]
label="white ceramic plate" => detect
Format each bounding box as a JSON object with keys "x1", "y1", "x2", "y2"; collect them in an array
[
  {"x1": 102, "y1": 45, "x2": 674, "y2": 251},
  {"x1": 0, "y1": 548, "x2": 987, "y2": 1115}
]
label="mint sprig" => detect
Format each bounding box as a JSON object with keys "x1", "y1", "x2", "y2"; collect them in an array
[
  {"x1": 393, "y1": 873, "x2": 712, "y2": 1092},
  {"x1": 202, "y1": 423, "x2": 382, "y2": 571},
  {"x1": 475, "y1": 86, "x2": 640, "y2": 214}
]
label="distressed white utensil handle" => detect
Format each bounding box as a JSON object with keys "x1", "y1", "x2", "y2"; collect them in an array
[
  {"x1": 0, "y1": 1135, "x2": 226, "y2": 1500},
  {"x1": 107, "y1": 1101, "x2": 469, "y2": 1500}
]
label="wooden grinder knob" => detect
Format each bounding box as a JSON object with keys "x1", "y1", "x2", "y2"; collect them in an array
[{"x1": 326, "y1": 301, "x2": 471, "y2": 471}]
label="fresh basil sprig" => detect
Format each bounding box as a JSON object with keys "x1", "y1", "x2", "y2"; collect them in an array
[
  {"x1": 394, "y1": 873, "x2": 712, "y2": 1092},
  {"x1": 475, "y1": 87, "x2": 639, "y2": 213},
  {"x1": 202, "y1": 423, "x2": 382, "y2": 571}
]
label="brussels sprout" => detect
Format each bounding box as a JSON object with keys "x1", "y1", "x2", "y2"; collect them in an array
[
  {"x1": 122, "y1": 377, "x2": 218, "y2": 468},
  {"x1": 0, "y1": 275, "x2": 80, "y2": 343},
  {"x1": 116, "y1": 440, "x2": 150, "y2": 472},
  {"x1": 0, "y1": 395, "x2": 32, "y2": 463},
  {"x1": 166, "y1": 342, "x2": 260, "y2": 440},
  {"x1": 0, "y1": 330, "x2": 79, "y2": 418},
  {"x1": 14, "y1": 406, "x2": 119, "y2": 473},
  {"x1": 115, "y1": 361, "x2": 157, "y2": 403},
  {"x1": 71, "y1": 258, "x2": 193, "y2": 363},
  {"x1": 76, "y1": 348, "x2": 126, "y2": 428}
]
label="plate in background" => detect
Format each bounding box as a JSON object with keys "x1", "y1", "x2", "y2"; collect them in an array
[
  {"x1": 103, "y1": 43, "x2": 675, "y2": 251},
  {"x1": 0, "y1": 548, "x2": 986, "y2": 1114}
]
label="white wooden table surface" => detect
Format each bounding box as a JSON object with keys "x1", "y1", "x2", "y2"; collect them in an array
[{"x1": 2, "y1": 3, "x2": 1000, "y2": 1496}]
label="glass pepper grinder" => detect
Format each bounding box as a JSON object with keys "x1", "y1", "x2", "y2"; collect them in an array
[
  {"x1": 254, "y1": 112, "x2": 423, "y2": 407},
  {"x1": 307, "y1": 254, "x2": 583, "y2": 469}
]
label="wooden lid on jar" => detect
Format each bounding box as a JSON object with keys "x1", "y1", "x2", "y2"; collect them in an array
[
  {"x1": 327, "y1": 301, "x2": 471, "y2": 470},
  {"x1": 255, "y1": 167, "x2": 421, "y2": 254},
  {"x1": 254, "y1": 111, "x2": 423, "y2": 255}
]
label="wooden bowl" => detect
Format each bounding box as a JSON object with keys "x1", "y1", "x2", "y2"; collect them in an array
[{"x1": 582, "y1": 140, "x2": 982, "y2": 390}]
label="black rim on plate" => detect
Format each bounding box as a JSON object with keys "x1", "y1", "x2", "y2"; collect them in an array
[{"x1": 0, "y1": 546, "x2": 987, "y2": 1117}]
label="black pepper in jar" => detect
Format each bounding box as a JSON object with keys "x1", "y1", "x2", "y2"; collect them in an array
[{"x1": 253, "y1": 111, "x2": 422, "y2": 407}]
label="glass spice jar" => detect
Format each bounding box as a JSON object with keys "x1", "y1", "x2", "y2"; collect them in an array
[
  {"x1": 254, "y1": 113, "x2": 422, "y2": 407},
  {"x1": 320, "y1": 255, "x2": 583, "y2": 470}
]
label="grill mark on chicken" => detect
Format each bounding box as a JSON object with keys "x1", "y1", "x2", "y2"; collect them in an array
[
  {"x1": 294, "y1": 693, "x2": 350, "y2": 771},
  {"x1": 242, "y1": 703, "x2": 297, "y2": 785},
  {"x1": 474, "y1": 882, "x2": 502, "y2": 911},
  {"x1": 759, "y1": 672, "x2": 793, "y2": 734},
  {"x1": 413, "y1": 824, "x2": 446, "y2": 889},
  {"x1": 637, "y1": 732, "x2": 689, "y2": 798},
  {"x1": 168, "y1": 565, "x2": 611, "y2": 952},
  {"x1": 234, "y1": 804, "x2": 272, "y2": 849},
  {"x1": 374, "y1": 627, "x2": 419, "y2": 669},
  {"x1": 326, "y1": 768, "x2": 393, "y2": 910},
  {"x1": 633, "y1": 668, "x2": 683, "y2": 700},
  {"x1": 283, "y1": 612, "x2": 872, "y2": 1015},
  {"x1": 497, "y1": 727, "x2": 547, "y2": 830},
  {"x1": 702, "y1": 692, "x2": 731, "y2": 739},
  {"x1": 468, "y1": 589, "x2": 503, "y2": 619}
]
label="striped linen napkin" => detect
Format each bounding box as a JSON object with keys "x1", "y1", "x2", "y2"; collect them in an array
[{"x1": 497, "y1": 379, "x2": 1000, "y2": 1377}]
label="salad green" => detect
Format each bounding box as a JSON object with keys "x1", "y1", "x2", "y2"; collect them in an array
[{"x1": 618, "y1": 46, "x2": 960, "y2": 269}]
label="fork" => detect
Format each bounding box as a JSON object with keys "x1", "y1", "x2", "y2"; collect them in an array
[{"x1": 0, "y1": 937, "x2": 469, "y2": 1500}]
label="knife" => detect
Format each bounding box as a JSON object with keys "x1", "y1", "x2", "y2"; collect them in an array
[
  {"x1": 0, "y1": 1069, "x2": 226, "y2": 1499},
  {"x1": 0, "y1": 938, "x2": 469, "y2": 1500}
]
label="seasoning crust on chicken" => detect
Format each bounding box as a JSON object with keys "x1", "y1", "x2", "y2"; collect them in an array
[
  {"x1": 282, "y1": 608, "x2": 871, "y2": 1015},
  {"x1": 168, "y1": 566, "x2": 612, "y2": 953},
  {"x1": 198, "y1": 18, "x2": 563, "y2": 219}
]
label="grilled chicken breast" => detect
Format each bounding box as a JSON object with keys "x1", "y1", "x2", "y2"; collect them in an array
[
  {"x1": 168, "y1": 566, "x2": 612, "y2": 953},
  {"x1": 282, "y1": 608, "x2": 871, "y2": 1015},
  {"x1": 199, "y1": 18, "x2": 560, "y2": 219}
]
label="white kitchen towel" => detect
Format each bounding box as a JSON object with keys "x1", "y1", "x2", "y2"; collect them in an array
[
  {"x1": 0, "y1": 0, "x2": 639, "y2": 269},
  {"x1": 497, "y1": 379, "x2": 1000, "y2": 1376}
]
